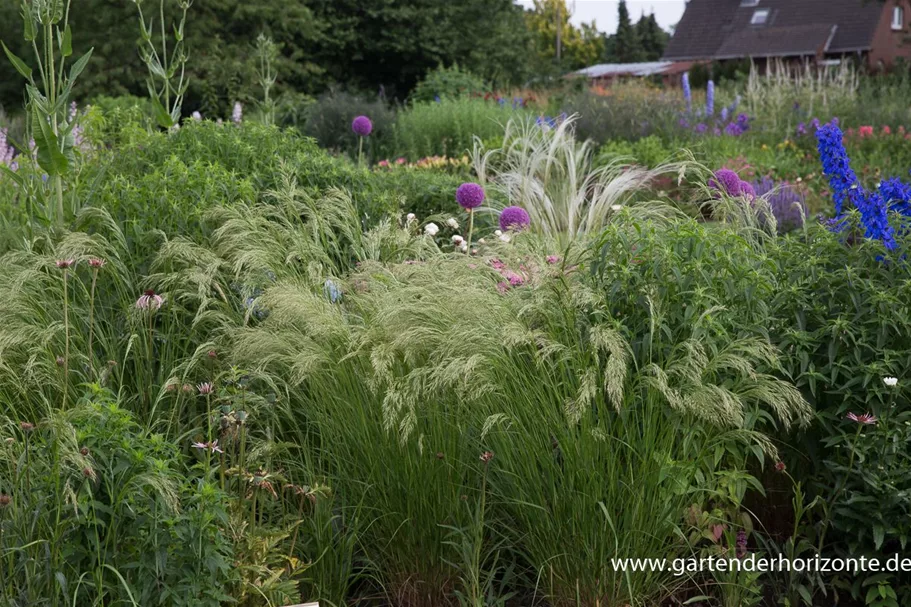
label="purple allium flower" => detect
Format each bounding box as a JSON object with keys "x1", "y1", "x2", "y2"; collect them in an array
[
  {"x1": 738, "y1": 181, "x2": 755, "y2": 201},
  {"x1": 709, "y1": 168, "x2": 743, "y2": 197},
  {"x1": 136, "y1": 289, "x2": 164, "y2": 311},
  {"x1": 456, "y1": 182, "x2": 485, "y2": 209},
  {"x1": 232, "y1": 102, "x2": 243, "y2": 124},
  {"x1": 705, "y1": 80, "x2": 714, "y2": 117},
  {"x1": 352, "y1": 115, "x2": 373, "y2": 137},
  {"x1": 499, "y1": 206, "x2": 531, "y2": 231},
  {"x1": 682, "y1": 72, "x2": 692, "y2": 113}
]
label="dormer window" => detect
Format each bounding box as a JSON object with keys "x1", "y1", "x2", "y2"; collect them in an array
[
  {"x1": 893, "y1": 6, "x2": 904, "y2": 31},
  {"x1": 751, "y1": 9, "x2": 770, "y2": 25}
]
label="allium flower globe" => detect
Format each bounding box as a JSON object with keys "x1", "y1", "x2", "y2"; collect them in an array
[
  {"x1": 499, "y1": 206, "x2": 531, "y2": 232},
  {"x1": 456, "y1": 182, "x2": 485, "y2": 209},
  {"x1": 709, "y1": 168, "x2": 743, "y2": 197},
  {"x1": 352, "y1": 115, "x2": 373, "y2": 137}
]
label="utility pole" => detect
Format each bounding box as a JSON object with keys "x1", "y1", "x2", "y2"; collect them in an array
[{"x1": 556, "y1": 0, "x2": 562, "y2": 65}]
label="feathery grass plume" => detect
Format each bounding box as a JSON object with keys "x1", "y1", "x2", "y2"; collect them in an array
[{"x1": 471, "y1": 114, "x2": 686, "y2": 240}]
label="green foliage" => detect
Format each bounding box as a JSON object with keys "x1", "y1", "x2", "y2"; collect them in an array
[
  {"x1": 391, "y1": 97, "x2": 529, "y2": 160},
  {"x1": 0, "y1": 396, "x2": 236, "y2": 605},
  {"x1": 302, "y1": 90, "x2": 395, "y2": 160},
  {"x1": 306, "y1": 0, "x2": 532, "y2": 97},
  {"x1": 411, "y1": 64, "x2": 488, "y2": 103},
  {"x1": 525, "y1": 0, "x2": 605, "y2": 72}
]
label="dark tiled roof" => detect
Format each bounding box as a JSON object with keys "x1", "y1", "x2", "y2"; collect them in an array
[
  {"x1": 663, "y1": 0, "x2": 884, "y2": 60},
  {"x1": 715, "y1": 23, "x2": 837, "y2": 58}
]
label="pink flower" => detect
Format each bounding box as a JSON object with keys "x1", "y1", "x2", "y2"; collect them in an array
[
  {"x1": 496, "y1": 281, "x2": 509, "y2": 294},
  {"x1": 546, "y1": 255, "x2": 561, "y2": 264},
  {"x1": 88, "y1": 258, "x2": 106, "y2": 268},
  {"x1": 858, "y1": 126, "x2": 874, "y2": 138},
  {"x1": 504, "y1": 270, "x2": 524, "y2": 287},
  {"x1": 846, "y1": 412, "x2": 877, "y2": 425},
  {"x1": 489, "y1": 258, "x2": 506, "y2": 270},
  {"x1": 883, "y1": 125, "x2": 892, "y2": 135},
  {"x1": 396, "y1": 157, "x2": 406, "y2": 165},
  {"x1": 378, "y1": 160, "x2": 389, "y2": 168},
  {"x1": 192, "y1": 440, "x2": 223, "y2": 454},
  {"x1": 136, "y1": 289, "x2": 164, "y2": 311},
  {"x1": 55, "y1": 259, "x2": 75, "y2": 269},
  {"x1": 197, "y1": 382, "x2": 214, "y2": 396}
]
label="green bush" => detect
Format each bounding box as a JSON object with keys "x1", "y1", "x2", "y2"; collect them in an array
[
  {"x1": 410, "y1": 64, "x2": 488, "y2": 103},
  {"x1": 391, "y1": 97, "x2": 530, "y2": 160},
  {"x1": 302, "y1": 90, "x2": 395, "y2": 160},
  {"x1": 0, "y1": 395, "x2": 236, "y2": 606}
]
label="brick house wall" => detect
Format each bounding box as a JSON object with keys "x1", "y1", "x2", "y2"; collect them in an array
[{"x1": 869, "y1": 0, "x2": 911, "y2": 68}]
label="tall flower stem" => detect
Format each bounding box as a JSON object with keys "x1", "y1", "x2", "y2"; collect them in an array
[
  {"x1": 467, "y1": 209, "x2": 475, "y2": 252},
  {"x1": 62, "y1": 268, "x2": 70, "y2": 409},
  {"x1": 820, "y1": 424, "x2": 864, "y2": 551},
  {"x1": 358, "y1": 136, "x2": 364, "y2": 168},
  {"x1": 88, "y1": 268, "x2": 98, "y2": 379}
]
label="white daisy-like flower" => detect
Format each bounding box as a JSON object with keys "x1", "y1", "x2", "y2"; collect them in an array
[
  {"x1": 494, "y1": 230, "x2": 503, "y2": 237},
  {"x1": 611, "y1": 204, "x2": 623, "y2": 211},
  {"x1": 446, "y1": 217, "x2": 459, "y2": 229},
  {"x1": 884, "y1": 377, "x2": 898, "y2": 387},
  {"x1": 452, "y1": 235, "x2": 464, "y2": 245},
  {"x1": 499, "y1": 233, "x2": 511, "y2": 243},
  {"x1": 406, "y1": 213, "x2": 417, "y2": 224},
  {"x1": 424, "y1": 222, "x2": 440, "y2": 236}
]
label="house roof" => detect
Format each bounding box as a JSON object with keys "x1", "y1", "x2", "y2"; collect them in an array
[
  {"x1": 663, "y1": 0, "x2": 884, "y2": 61},
  {"x1": 714, "y1": 23, "x2": 838, "y2": 59},
  {"x1": 571, "y1": 62, "x2": 683, "y2": 78}
]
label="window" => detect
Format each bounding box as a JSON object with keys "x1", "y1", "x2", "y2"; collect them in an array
[
  {"x1": 751, "y1": 9, "x2": 770, "y2": 25},
  {"x1": 740, "y1": 0, "x2": 759, "y2": 6},
  {"x1": 893, "y1": 6, "x2": 904, "y2": 31}
]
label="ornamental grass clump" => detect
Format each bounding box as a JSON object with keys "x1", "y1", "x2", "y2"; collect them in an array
[
  {"x1": 231, "y1": 216, "x2": 810, "y2": 606},
  {"x1": 472, "y1": 115, "x2": 685, "y2": 241}
]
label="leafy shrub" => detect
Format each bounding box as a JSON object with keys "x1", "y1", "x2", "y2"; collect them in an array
[
  {"x1": 391, "y1": 97, "x2": 529, "y2": 160},
  {"x1": 410, "y1": 64, "x2": 488, "y2": 103},
  {"x1": 303, "y1": 90, "x2": 395, "y2": 160},
  {"x1": 0, "y1": 395, "x2": 236, "y2": 605}
]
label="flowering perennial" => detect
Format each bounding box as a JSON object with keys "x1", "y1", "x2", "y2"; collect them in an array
[{"x1": 815, "y1": 123, "x2": 909, "y2": 249}]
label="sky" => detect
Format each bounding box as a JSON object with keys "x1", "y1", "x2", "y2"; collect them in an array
[{"x1": 514, "y1": 1, "x2": 687, "y2": 34}]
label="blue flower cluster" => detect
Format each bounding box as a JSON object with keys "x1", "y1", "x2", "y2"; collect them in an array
[
  {"x1": 678, "y1": 73, "x2": 749, "y2": 137},
  {"x1": 535, "y1": 112, "x2": 568, "y2": 129},
  {"x1": 816, "y1": 123, "x2": 909, "y2": 249}
]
